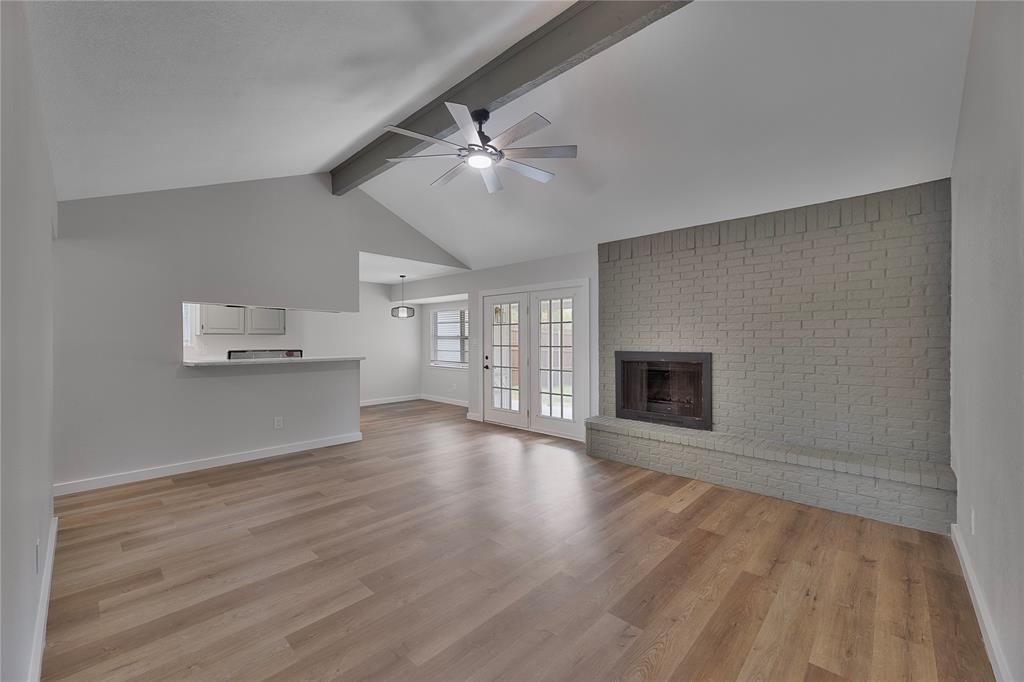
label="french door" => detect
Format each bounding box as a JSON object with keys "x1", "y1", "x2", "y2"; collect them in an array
[
  {"x1": 482, "y1": 285, "x2": 588, "y2": 440},
  {"x1": 482, "y1": 293, "x2": 528, "y2": 429}
]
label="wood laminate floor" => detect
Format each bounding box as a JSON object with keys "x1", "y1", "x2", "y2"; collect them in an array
[{"x1": 44, "y1": 400, "x2": 993, "y2": 681}]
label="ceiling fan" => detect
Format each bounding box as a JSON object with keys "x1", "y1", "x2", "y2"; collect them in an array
[{"x1": 384, "y1": 102, "x2": 578, "y2": 194}]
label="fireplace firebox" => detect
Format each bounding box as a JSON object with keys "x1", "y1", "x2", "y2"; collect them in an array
[{"x1": 615, "y1": 351, "x2": 712, "y2": 429}]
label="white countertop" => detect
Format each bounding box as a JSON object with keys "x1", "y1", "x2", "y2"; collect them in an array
[{"x1": 183, "y1": 356, "x2": 365, "y2": 367}]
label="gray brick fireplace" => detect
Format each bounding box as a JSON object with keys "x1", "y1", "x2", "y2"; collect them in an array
[{"x1": 586, "y1": 179, "x2": 956, "y2": 533}]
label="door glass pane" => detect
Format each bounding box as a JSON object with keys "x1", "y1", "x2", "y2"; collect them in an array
[
  {"x1": 490, "y1": 299, "x2": 521, "y2": 412},
  {"x1": 537, "y1": 297, "x2": 574, "y2": 421}
]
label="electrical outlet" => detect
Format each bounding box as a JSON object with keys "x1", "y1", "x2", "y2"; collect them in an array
[
  {"x1": 970, "y1": 506, "x2": 976, "y2": 535},
  {"x1": 273, "y1": 416, "x2": 284, "y2": 430}
]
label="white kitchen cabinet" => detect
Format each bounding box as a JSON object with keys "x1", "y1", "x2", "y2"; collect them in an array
[
  {"x1": 246, "y1": 307, "x2": 286, "y2": 335},
  {"x1": 199, "y1": 304, "x2": 246, "y2": 334}
]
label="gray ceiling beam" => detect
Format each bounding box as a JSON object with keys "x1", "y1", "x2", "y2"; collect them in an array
[{"x1": 329, "y1": 1, "x2": 690, "y2": 196}]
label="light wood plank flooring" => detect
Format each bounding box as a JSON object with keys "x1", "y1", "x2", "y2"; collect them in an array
[{"x1": 44, "y1": 400, "x2": 993, "y2": 681}]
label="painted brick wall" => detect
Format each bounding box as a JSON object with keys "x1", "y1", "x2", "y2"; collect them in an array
[{"x1": 598, "y1": 179, "x2": 952, "y2": 463}]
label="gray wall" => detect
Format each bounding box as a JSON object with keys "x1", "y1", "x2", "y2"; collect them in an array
[
  {"x1": 950, "y1": 2, "x2": 1024, "y2": 679},
  {"x1": 54, "y1": 176, "x2": 455, "y2": 489},
  {"x1": 1, "y1": 2, "x2": 57, "y2": 678},
  {"x1": 598, "y1": 180, "x2": 952, "y2": 464}
]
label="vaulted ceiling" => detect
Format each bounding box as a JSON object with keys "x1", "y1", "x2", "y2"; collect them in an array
[
  {"x1": 25, "y1": 1, "x2": 569, "y2": 200},
  {"x1": 27, "y1": 1, "x2": 974, "y2": 272},
  {"x1": 361, "y1": 1, "x2": 975, "y2": 269}
]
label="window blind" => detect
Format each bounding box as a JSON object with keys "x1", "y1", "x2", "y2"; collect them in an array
[{"x1": 432, "y1": 308, "x2": 469, "y2": 367}]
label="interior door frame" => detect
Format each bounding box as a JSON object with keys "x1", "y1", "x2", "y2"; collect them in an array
[{"x1": 478, "y1": 278, "x2": 590, "y2": 441}]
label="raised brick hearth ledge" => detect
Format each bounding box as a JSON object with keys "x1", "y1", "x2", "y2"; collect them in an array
[{"x1": 585, "y1": 416, "x2": 956, "y2": 534}]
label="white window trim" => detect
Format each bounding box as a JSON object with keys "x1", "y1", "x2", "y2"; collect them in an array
[{"x1": 430, "y1": 306, "x2": 470, "y2": 369}]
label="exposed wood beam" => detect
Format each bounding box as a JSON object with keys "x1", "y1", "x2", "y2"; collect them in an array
[{"x1": 330, "y1": 1, "x2": 690, "y2": 196}]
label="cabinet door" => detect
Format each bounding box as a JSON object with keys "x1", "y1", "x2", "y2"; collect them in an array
[
  {"x1": 247, "y1": 307, "x2": 286, "y2": 335},
  {"x1": 199, "y1": 304, "x2": 246, "y2": 334}
]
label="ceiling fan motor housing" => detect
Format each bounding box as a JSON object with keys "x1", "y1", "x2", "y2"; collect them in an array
[{"x1": 471, "y1": 108, "x2": 492, "y2": 144}]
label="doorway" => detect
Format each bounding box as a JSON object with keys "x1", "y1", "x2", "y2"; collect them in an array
[{"x1": 482, "y1": 283, "x2": 588, "y2": 440}]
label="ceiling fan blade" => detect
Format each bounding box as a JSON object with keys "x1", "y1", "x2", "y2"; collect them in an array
[
  {"x1": 501, "y1": 159, "x2": 554, "y2": 184},
  {"x1": 431, "y1": 162, "x2": 466, "y2": 187},
  {"x1": 445, "y1": 102, "x2": 482, "y2": 147},
  {"x1": 502, "y1": 145, "x2": 577, "y2": 159},
  {"x1": 386, "y1": 154, "x2": 461, "y2": 162},
  {"x1": 490, "y1": 113, "x2": 550, "y2": 149},
  {"x1": 384, "y1": 125, "x2": 463, "y2": 151},
  {"x1": 480, "y1": 166, "x2": 502, "y2": 194}
]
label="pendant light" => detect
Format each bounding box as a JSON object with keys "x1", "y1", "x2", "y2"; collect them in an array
[{"x1": 391, "y1": 274, "x2": 415, "y2": 318}]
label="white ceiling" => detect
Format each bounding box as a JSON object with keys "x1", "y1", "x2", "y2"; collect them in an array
[
  {"x1": 362, "y1": 1, "x2": 975, "y2": 270},
  {"x1": 359, "y1": 252, "x2": 467, "y2": 285},
  {"x1": 25, "y1": 1, "x2": 569, "y2": 200}
]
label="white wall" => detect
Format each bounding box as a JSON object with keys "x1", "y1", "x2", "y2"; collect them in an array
[
  {"x1": 1, "y1": 2, "x2": 58, "y2": 678},
  {"x1": 54, "y1": 176, "x2": 455, "y2": 491},
  {"x1": 950, "y1": 3, "x2": 1024, "y2": 680},
  {"x1": 297, "y1": 283, "x2": 422, "y2": 404},
  {"x1": 395, "y1": 251, "x2": 598, "y2": 423},
  {"x1": 420, "y1": 301, "x2": 470, "y2": 406}
]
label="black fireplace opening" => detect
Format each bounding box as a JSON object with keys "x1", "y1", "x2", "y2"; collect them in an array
[{"x1": 615, "y1": 351, "x2": 712, "y2": 429}]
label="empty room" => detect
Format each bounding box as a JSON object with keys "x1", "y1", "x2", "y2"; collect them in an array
[{"x1": 2, "y1": 1, "x2": 1022, "y2": 680}]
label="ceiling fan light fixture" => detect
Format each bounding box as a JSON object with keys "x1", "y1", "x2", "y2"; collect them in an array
[
  {"x1": 384, "y1": 102, "x2": 577, "y2": 193},
  {"x1": 466, "y1": 151, "x2": 493, "y2": 169}
]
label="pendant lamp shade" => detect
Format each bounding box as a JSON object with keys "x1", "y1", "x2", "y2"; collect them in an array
[{"x1": 391, "y1": 274, "x2": 415, "y2": 318}]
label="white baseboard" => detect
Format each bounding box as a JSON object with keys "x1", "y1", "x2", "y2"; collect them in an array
[
  {"x1": 360, "y1": 394, "x2": 420, "y2": 406},
  {"x1": 53, "y1": 432, "x2": 363, "y2": 495},
  {"x1": 361, "y1": 395, "x2": 469, "y2": 408},
  {"x1": 466, "y1": 411, "x2": 482, "y2": 421},
  {"x1": 28, "y1": 516, "x2": 58, "y2": 682},
  {"x1": 419, "y1": 394, "x2": 469, "y2": 408},
  {"x1": 951, "y1": 523, "x2": 1012, "y2": 682}
]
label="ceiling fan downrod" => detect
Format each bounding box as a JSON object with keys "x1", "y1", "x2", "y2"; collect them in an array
[{"x1": 471, "y1": 108, "x2": 491, "y2": 145}]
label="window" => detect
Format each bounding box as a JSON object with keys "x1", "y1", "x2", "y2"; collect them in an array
[{"x1": 431, "y1": 308, "x2": 469, "y2": 368}]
